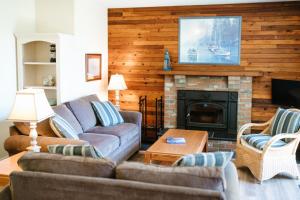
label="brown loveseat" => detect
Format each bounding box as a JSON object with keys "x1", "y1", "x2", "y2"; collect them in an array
[
  {"x1": 4, "y1": 94, "x2": 142, "y2": 164},
  {"x1": 0, "y1": 152, "x2": 240, "y2": 200}
]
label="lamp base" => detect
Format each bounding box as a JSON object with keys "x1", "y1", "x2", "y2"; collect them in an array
[
  {"x1": 26, "y1": 145, "x2": 41, "y2": 153},
  {"x1": 28, "y1": 122, "x2": 41, "y2": 153},
  {"x1": 115, "y1": 90, "x2": 120, "y2": 110}
]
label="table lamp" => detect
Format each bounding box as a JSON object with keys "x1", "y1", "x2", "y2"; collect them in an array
[
  {"x1": 108, "y1": 74, "x2": 127, "y2": 110},
  {"x1": 7, "y1": 89, "x2": 54, "y2": 152}
]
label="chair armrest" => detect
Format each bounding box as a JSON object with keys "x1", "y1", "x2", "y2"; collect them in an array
[
  {"x1": 237, "y1": 120, "x2": 272, "y2": 143},
  {"x1": 262, "y1": 133, "x2": 300, "y2": 154},
  {"x1": 0, "y1": 186, "x2": 11, "y2": 200},
  {"x1": 4, "y1": 135, "x2": 88, "y2": 155}
]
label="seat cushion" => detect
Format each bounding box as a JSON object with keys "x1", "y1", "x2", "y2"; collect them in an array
[
  {"x1": 67, "y1": 95, "x2": 99, "y2": 132},
  {"x1": 91, "y1": 101, "x2": 124, "y2": 127},
  {"x1": 86, "y1": 123, "x2": 139, "y2": 145},
  {"x1": 52, "y1": 104, "x2": 83, "y2": 134},
  {"x1": 241, "y1": 134, "x2": 287, "y2": 150},
  {"x1": 270, "y1": 108, "x2": 300, "y2": 136},
  {"x1": 78, "y1": 133, "x2": 120, "y2": 157}
]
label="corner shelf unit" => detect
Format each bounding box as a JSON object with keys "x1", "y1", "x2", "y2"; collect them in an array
[{"x1": 16, "y1": 33, "x2": 75, "y2": 106}]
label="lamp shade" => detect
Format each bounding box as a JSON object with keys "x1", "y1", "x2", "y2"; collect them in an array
[
  {"x1": 7, "y1": 89, "x2": 54, "y2": 122},
  {"x1": 108, "y1": 74, "x2": 127, "y2": 90}
]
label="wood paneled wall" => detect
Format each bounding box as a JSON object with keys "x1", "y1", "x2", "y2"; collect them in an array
[{"x1": 108, "y1": 1, "x2": 300, "y2": 127}]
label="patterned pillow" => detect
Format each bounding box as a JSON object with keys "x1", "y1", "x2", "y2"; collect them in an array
[
  {"x1": 47, "y1": 144, "x2": 104, "y2": 159},
  {"x1": 173, "y1": 152, "x2": 234, "y2": 168},
  {"x1": 49, "y1": 114, "x2": 79, "y2": 139},
  {"x1": 270, "y1": 108, "x2": 300, "y2": 136},
  {"x1": 91, "y1": 101, "x2": 124, "y2": 127}
]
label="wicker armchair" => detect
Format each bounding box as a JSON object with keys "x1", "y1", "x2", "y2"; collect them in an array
[{"x1": 235, "y1": 108, "x2": 300, "y2": 182}]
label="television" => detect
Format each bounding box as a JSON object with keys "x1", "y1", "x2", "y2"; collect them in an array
[{"x1": 272, "y1": 79, "x2": 300, "y2": 108}]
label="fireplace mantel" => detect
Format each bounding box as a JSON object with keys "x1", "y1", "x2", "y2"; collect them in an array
[{"x1": 158, "y1": 70, "x2": 263, "y2": 77}]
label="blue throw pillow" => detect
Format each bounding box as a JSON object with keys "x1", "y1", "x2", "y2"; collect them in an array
[
  {"x1": 91, "y1": 101, "x2": 124, "y2": 127},
  {"x1": 47, "y1": 144, "x2": 104, "y2": 159},
  {"x1": 173, "y1": 151, "x2": 234, "y2": 168},
  {"x1": 50, "y1": 114, "x2": 79, "y2": 139}
]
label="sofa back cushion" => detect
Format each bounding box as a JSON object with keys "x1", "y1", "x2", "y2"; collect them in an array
[
  {"x1": 116, "y1": 162, "x2": 226, "y2": 192},
  {"x1": 14, "y1": 119, "x2": 56, "y2": 137},
  {"x1": 91, "y1": 101, "x2": 124, "y2": 127},
  {"x1": 18, "y1": 152, "x2": 116, "y2": 178},
  {"x1": 67, "y1": 95, "x2": 99, "y2": 131},
  {"x1": 53, "y1": 104, "x2": 83, "y2": 134}
]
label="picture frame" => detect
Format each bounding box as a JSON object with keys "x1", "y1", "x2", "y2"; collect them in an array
[
  {"x1": 85, "y1": 53, "x2": 102, "y2": 81},
  {"x1": 179, "y1": 16, "x2": 242, "y2": 65}
]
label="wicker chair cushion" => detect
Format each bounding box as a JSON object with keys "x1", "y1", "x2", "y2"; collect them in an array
[
  {"x1": 242, "y1": 134, "x2": 287, "y2": 150},
  {"x1": 270, "y1": 108, "x2": 300, "y2": 136}
]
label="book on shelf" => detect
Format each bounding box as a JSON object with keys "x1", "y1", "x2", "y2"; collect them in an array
[{"x1": 166, "y1": 137, "x2": 186, "y2": 144}]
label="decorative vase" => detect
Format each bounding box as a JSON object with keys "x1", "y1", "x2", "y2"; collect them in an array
[
  {"x1": 163, "y1": 49, "x2": 172, "y2": 71},
  {"x1": 50, "y1": 44, "x2": 56, "y2": 63}
]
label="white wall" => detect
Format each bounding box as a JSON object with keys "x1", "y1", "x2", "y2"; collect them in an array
[
  {"x1": 36, "y1": 0, "x2": 108, "y2": 101},
  {"x1": 36, "y1": 0, "x2": 74, "y2": 34},
  {"x1": 73, "y1": 0, "x2": 108, "y2": 100},
  {"x1": 0, "y1": 0, "x2": 36, "y2": 158}
]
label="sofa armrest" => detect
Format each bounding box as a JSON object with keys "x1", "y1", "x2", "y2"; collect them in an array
[
  {"x1": 119, "y1": 111, "x2": 142, "y2": 128},
  {"x1": 4, "y1": 135, "x2": 88, "y2": 155},
  {"x1": 0, "y1": 186, "x2": 11, "y2": 200}
]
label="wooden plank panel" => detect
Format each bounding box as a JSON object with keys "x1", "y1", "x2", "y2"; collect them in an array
[{"x1": 108, "y1": 1, "x2": 300, "y2": 129}]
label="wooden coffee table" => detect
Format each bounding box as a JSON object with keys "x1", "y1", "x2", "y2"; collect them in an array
[{"x1": 144, "y1": 129, "x2": 208, "y2": 165}]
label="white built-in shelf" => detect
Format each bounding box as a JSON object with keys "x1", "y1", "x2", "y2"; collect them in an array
[
  {"x1": 24, "y1": 85, "x2": 57, "y2": 90},
  {"x1": 23, "y1": 62, "x2": 56, "y2": 66}
]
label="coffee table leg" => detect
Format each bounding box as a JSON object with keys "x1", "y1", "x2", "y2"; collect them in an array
[
  {"x1": 204, "y1": 142, "x2": 208, "y2": 152},
  {"x1": 144, "y1": 152, "x2": 151, "y2": 164}
]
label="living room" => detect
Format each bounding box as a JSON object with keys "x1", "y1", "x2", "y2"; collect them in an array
[{"x1": 0, "y1": 0, "x2": 300, "y2": 199}]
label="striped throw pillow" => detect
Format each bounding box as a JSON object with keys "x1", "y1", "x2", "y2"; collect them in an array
[
  {"x1": 270, "y1": 108, "x2": 300, "y2": 136},
  {"x1": 173, "y1": 152, "x2": 234, "y2": 168},
  {"x1": 47, "y1": 144, "x2": 104, "y2": 159},
  {"x1": 242, "y1": 134, "x2": 287, "y2": 150},
  {"x1": 49, "y1": 114, "x2": 79, "y2": 139},
  {"x1": 91, "y1": 101, "x2": 124, "y2": 127}
]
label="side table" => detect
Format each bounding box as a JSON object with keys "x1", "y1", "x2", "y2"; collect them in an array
[{"x1": 0, "y1": 152, "x2": 25, "y2": 187}]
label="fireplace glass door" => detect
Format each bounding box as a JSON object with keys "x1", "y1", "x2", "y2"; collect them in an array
[{"x1": 187, "y1": 102, "x2": 226, "y2": 128}]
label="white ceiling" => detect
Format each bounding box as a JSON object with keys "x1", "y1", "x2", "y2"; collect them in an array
[{"x1": 103, "y1": 0, "x2": 296, "y2": 8}]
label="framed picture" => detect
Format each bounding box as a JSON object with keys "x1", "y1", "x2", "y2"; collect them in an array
[
  {"x1": 85, "y1": 54, "x2": 102, "y2": 81},
  {"x1": 179, "y1": 16, "x2": 242, "y2": 65}
]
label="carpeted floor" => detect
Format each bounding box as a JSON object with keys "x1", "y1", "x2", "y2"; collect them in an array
[{"x1": 129, "y1": 151, "x2": 300, "y2": 200}]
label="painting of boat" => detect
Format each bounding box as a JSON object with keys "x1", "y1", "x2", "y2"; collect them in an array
[{"x1": 179, "y1": 17, "x2": 241, "y2": 65}]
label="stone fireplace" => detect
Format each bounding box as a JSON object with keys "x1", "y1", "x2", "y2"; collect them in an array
[{"x1": 164, "y1": 75, "x2": 253, "y2": 148}]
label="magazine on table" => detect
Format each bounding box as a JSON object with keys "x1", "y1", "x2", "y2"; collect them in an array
[{"x1": 166, "y1": 137, "x2": 186, "y2": 144}]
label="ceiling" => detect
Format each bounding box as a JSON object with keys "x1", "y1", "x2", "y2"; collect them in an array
[{"x1": 103, "y1": 0, "x2": 295, "y2": 8}]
